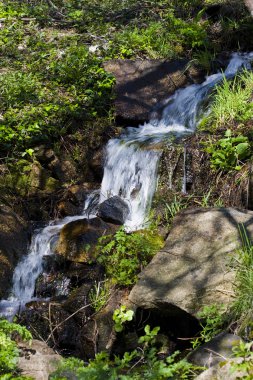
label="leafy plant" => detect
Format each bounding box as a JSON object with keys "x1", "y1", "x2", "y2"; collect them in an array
[
  {"x1": 205, "y1": 129, "x2": 251, "y2": 171},
  {"x1": 0, "y1": 319, "x2": 32, "y2": 378},
  {"x1": 113, "y1": 305, "x2": 134, "y2": 332},
  {"x1": 191, "y1": 304, "x2": 226, "y2": 349},
  {"x1": 230, "y1": 341, "x2": 253, "y2": 379},
  {"x1": 95, "y1": 227, "x2": 164, "y2": 286},
  {"x1": 50, "y1": 323, "x2": 201, "y2": 379},
  {"x1": 138, "y1": 325, "x2": 160, "y2": 348}
]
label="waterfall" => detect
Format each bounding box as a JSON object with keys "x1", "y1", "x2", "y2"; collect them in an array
[
  {"x1": 100, "y1": 52, "x2": 253, "y2": 230},
  {"x1": 0, "y1": 191, "x2": 99, "y2": 319},
  {"x1": 0, "y1": 52, "x2": 252, "y2": 318}
]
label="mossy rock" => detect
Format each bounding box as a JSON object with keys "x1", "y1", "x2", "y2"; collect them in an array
[{"x1": 55, "y1": 217, "x2": 118, "y2": 263}]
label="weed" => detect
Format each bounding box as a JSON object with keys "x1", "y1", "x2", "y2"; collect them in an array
[
  {"x1": 164, "y1": 195, "x2": 190, "y2": 225},
  {"x1": 200, "y1": 71, "x2": 253, "y2": 132},
  {"x1": 204, "y1": 130, "x2": 251, "y2": 171},
  {"x1": 191, "y1": 304, "x2": 227, "y2": 349},
  {"x1": 95, "y1": 227, "x2": 164, "y2": 286},
  {"x1": 89, "y1": 279, "x2": 112, "y2": 313},
  {"x1": 230, "y1": 341, "x2": 253, "y2": 379},
  {"x1": 113, "y1": 305, "x2": 134, "y2": 332},
  {"x1": 229, "y1": 224, "x2": 253, "y2": 337}
]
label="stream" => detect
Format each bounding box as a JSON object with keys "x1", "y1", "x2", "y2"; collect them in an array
[{"x1": 0, "y1": 52, "x2": 252, "y2": 319}]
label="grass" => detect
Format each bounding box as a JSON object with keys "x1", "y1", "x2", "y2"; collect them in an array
[
  {"x1": 212, "y1": 71, "x2": 253, "y2": 126},
  {"x1": 230, "y1": 224, "x2": 253, "y2": 337},
  {"x1": 199, "y1": 70, "x2": 253, "y2": 132}
]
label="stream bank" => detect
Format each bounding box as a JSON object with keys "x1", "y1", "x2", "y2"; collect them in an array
[{"x1": 1, "y1": 50, "x2": 253, "y2": 379}]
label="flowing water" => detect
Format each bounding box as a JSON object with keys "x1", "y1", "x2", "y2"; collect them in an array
[
  {"x1": 101, "y1": 52, "x2": 253, "y2": 230},
  {"x1": 0, "y1": 191, "x2": 99, "y2": 319},
  {"x1": 0, "y1": 52, "x2": 252, "y2": 318}
]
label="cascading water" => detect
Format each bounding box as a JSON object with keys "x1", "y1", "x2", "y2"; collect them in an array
[
  {"x1": 0, "y1": 191, "x2": 99, "y2": 319},
  {"x1": 101, "y1": 52, "x2": 253, "y2": 230},
  {"x1": 0, "y1": 52, "x2": 252, "y2": 318}
]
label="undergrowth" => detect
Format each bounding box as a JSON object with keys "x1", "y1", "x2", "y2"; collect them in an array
[
  {"x1": 95, "y1": 227, "x2": 164, "y2": 286},
  {"x1": 0, "y1": 319, "x2": 32, "y2": 379},
  {"x1": 50, "y1": 323, "x2": 202, "y2": 380},
  {"x1": 0, "y1": 0, "x2": 252, "y2": 159}
]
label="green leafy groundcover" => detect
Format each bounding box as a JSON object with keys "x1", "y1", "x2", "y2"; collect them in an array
[
  {"x1": 95, "y1": 228, "x2": 164, "y2": 286},
  {"x1": 0, "y1": 319, "x2": 32, "y2": 379}
]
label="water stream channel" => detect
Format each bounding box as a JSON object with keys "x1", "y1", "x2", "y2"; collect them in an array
[{"x1": 0, "y1": 52, "x2": 252, "y2": 319}]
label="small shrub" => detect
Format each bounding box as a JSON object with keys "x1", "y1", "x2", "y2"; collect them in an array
[
  {"x1": 192, "y1": 304, "x2": 227, "y2": 349},
  {"x1": 95, "y1": 227, "x2": 164, "y2": 286},
  {"x1": 204, "y1": 129, "x2": 251, "y2": 171},
  {"x1": 0, "y1": 319, "x2": 32, "y2": 378},
  {"x1": 113, "y1": 305, "x2": 134, "y2": 332}
]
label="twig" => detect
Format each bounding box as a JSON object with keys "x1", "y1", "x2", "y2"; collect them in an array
[{"x1": 48, "y1": 302, "x2": 57, "y2": 346}]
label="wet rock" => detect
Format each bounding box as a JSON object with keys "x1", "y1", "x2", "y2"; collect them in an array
[
  {"x1": 35, "y1": 273, "x2": 71, "y2": 298},
  {"x1": 19, "y1": 301, "x2": 79, "y2": 351},
  {"x1": 66, "y1": 183, "x2": 100, "y2": 203},
  {"x1": 62, "y1": 283, "x2": 93, "y2": 325},
  {"x1": 97, "y1": 196, "x2": 130, "y2": 225},
  {"x1": 0, "y1": 206, "x2": 29, "y2": 298},
  {"x1": 104, "y1": 59, "x2": 205, "y2": 124},
  {"x1": 187, "y1": 332, "x2": 242, "y2": 368},
  {"x1": 57, "y1": 200, "x2": 80, "y2": 217},
  {"x1": 18, "y1": 339, "x2": 61, "y2": 380},
  {"x1": 55, "y1": 217, "x2": 117, "y2": 262},
  {"x1": 36, "y1": 259, "x2": 104, "y2": 299},
  {"x1": 129, "y1": 208, "x2": 253, "y2": 317}
]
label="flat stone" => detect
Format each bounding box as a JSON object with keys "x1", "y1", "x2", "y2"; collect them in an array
[
  {"x1": 104, "y1": 59, "x2": 204, "y2": 124},
  {"x1": 18, "y1": 339, "x2": 61, "y2": 380}
]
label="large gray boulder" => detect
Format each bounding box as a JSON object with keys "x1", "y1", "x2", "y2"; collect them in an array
[{"x1": 129, "y1": 208, "x2": 253, "y2": 317}]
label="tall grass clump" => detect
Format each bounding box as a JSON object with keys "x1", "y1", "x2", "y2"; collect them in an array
[
  {"x1": 230, "y1": 224, "x2": 253, "y2": 336},
  {"x1": 211, "y1": 70, "x2": 253, "y2": 128}
]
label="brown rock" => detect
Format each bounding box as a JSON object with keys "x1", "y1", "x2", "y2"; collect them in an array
[
  {"x1": 55, "y1": 217, "x2": 118, "y2": 262},
  {"x1": 0, "y1": 206, "x2": 29, "y2": 298},
  {"x1": 104, "y1": 59, "x2": 204, "y2": 124}
]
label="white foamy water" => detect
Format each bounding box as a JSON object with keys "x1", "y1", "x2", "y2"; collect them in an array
[{"x1": 100, "y1": 52, "x2": 253, "y2": 230}]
